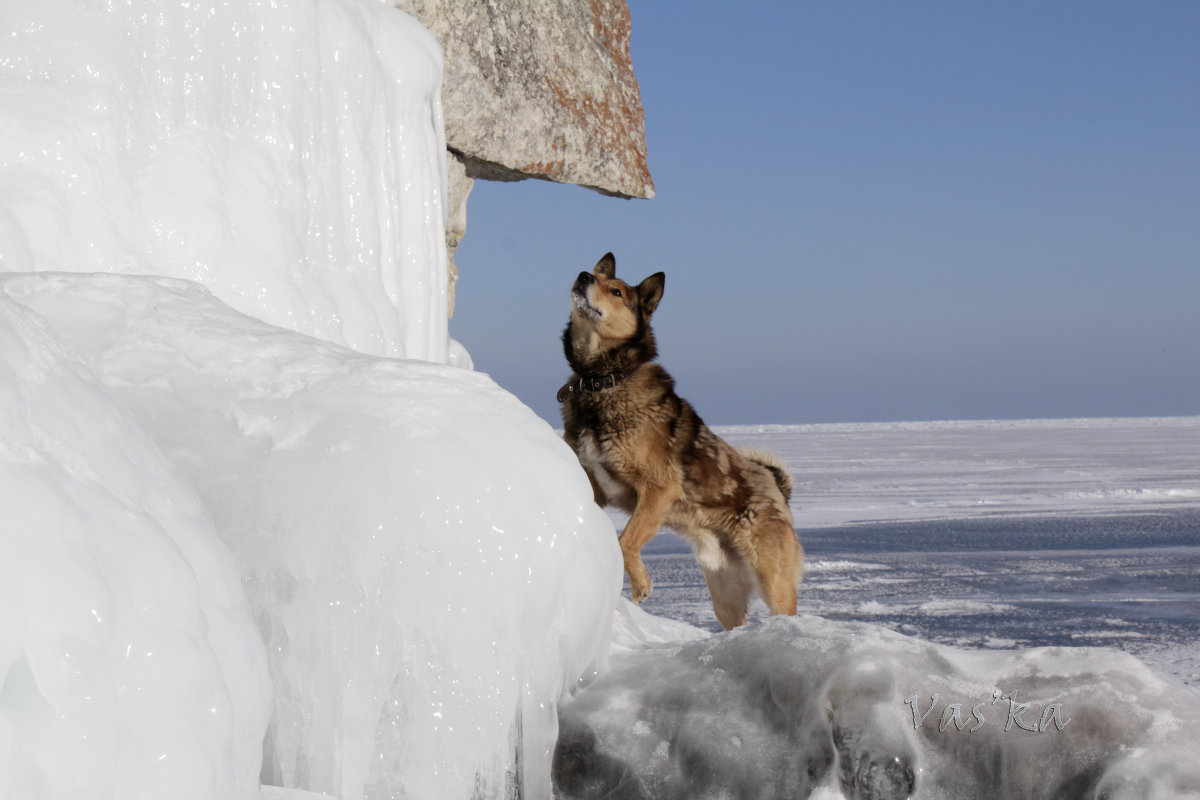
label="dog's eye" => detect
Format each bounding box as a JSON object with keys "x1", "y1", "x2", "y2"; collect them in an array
[{"x1": 610, "y1": 288, "x2": 622, "y2": 298}]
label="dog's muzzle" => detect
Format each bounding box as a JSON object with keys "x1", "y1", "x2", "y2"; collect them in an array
[{"x1": 571, "y1": 271, "x2": 599, "y2": 316}]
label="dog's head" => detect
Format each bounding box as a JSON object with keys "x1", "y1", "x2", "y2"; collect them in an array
[{"x1": 568, "y1": 253, "x2": 665, "y2": 347}]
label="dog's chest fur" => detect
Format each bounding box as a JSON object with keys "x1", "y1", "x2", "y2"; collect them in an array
[
  {"x1": 561, "y1": 377, "x2": 665, "y2": 509},
  {"x1": 571, "y1": 427, "x2": 636, "y2": 509}
]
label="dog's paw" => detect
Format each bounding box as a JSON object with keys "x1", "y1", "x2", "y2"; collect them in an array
[
  {"x1": 630, "y1": 579, "x2": 652, "y2": 604},
  {"x1": 624, "y1": 560, "x2": 653, "y2": 604}
]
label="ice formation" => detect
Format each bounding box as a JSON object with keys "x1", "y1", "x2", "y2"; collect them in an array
[
  {"x1": 0, "y1": 0, "x2": 451, "y2": 362},
  {"x1": 2, "y1": 0, "x2": 620, "y2": 794},
  {"x1": 0, "y1": 293, "x2": 272, "y2": 799},
  {"x1": 560, "y1": 613, "x2": 1200, "y2": 800},
  {"x1": 4, "y1": 0, "x2": 1197, "y2": 798},
  {"x1": 3, "y1": 272, "x2": 622, "y2": 799}
]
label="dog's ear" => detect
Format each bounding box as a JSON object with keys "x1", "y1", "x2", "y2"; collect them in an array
[
  {"x1": 593, "y1": 252, "x2": 616, "y2": 279},
  {"x1": 637, "y1": 272, "x2": 665, "y2": 316}
]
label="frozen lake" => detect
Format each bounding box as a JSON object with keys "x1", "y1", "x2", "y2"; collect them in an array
[{"x1": 621, "y1": 417, "x2": 1200, "y2": 687}]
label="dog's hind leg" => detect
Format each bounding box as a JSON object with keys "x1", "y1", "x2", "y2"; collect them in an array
[
  {"x1": 701, "y1": 557, "x2": 756, "y2": 630},
  {"x1": 751, "y1": 517, "x2": 803, "y2": 617}
]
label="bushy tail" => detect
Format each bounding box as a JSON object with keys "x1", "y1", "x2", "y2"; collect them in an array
[{"x1": 738, "y1": 447, "x2": 793, "y2": 503}]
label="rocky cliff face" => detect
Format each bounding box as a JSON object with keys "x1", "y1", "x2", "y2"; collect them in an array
[
  {"x1": 397, "y1": 0, "x2": 654, "y2": 315},
  {"x1": 401, "y1": 0, "x2": 653, "y2": 199}
]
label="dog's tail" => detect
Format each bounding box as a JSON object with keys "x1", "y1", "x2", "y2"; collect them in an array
[{"x1": 738, "y1": 448, "x2": 793, "y2": 503}]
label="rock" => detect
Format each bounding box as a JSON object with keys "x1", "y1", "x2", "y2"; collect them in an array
[
  {"x1": 399, "y1": 0, "x2": 655, "y2": 200},
  {"x1": 444, "y1": 152, "x2": 473, "y2": 317}
]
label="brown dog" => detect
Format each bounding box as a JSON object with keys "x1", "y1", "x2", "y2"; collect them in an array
[{"x1": 559, "y1": 253, "x2": 803, "y2": 629}]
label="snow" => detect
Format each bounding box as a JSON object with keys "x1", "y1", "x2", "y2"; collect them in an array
[
  {"x1": 2, "y1": 272, "x2": 620, "y2": 799},
  {"x1": 0, "y1": 293, "x2": 272, "y2": 799},
  {"x1": 0, "y1": 0, "x2": 452, "y2": 363}
]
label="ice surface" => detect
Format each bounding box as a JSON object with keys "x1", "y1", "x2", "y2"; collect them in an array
[
  {"x1": 3, "y1": 272, "x2": 622, "y2": 799},
  {"x1": 0, "y1": 0, "x2": 451, "y2": 362},
  {"x1": 261, "y1": 788, "x2": 334, "y2": 800},
  {"x1": 558, "y1": 614, "x2": 1200, "y2": 800},
  {"x1": 0, "y1": 293, "x2": 271, "y2": 799},
  {"x1": 725, "y1": 419, "x2": 1200, "y2": 526},
  {"x1": 610, "y1": 597, "x2": 710, "y2": 656}
]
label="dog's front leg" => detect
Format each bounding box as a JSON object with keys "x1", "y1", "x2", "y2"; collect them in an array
[
  {"x1": 619, "y1": 482, "x2": 680, "y2": 603},
  {"x1": 581, "y1": 467, "x2": 608, "y2": 508}
]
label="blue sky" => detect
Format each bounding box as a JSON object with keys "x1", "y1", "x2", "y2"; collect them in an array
[{"x1": 451, "y1": 1, "x2": 1199, "y2": 426}]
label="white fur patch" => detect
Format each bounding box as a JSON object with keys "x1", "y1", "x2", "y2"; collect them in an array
[
  {"x1": 691, "y1": 530, "x2": 726, "y2": 572},
  {"x1": 576, "y1": 432, "x2": 627, "y2": 503}
]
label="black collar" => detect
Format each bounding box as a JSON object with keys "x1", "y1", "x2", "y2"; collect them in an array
[{"x1": 556, "y1": 369, "x2": 633, "y2": 403}]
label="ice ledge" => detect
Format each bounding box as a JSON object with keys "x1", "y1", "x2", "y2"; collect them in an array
[
  {"x1": 4, "y1": 271, "x2": 622, "y2": 800},
  {"x1": 558, "y1": 613, "x2": 1200, "y2": 799}
]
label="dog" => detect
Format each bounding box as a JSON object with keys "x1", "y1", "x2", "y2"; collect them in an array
[{"x1": 559, "y1": 252, "x2": 803, "y2": 629}]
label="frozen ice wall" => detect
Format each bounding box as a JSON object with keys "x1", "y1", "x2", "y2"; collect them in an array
[
  {"x1": 0, "y1": 294, "x2": 272, "y2": 799},
  {"x1": 4, "y1": 273, "x2": 622, "y2": 799},
  {"x1": 1, "y1": 0, "x2": 623, "y2": 795},
  {"x1": 0, "y1": 0, "x2": 451, "y2": 362}
]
